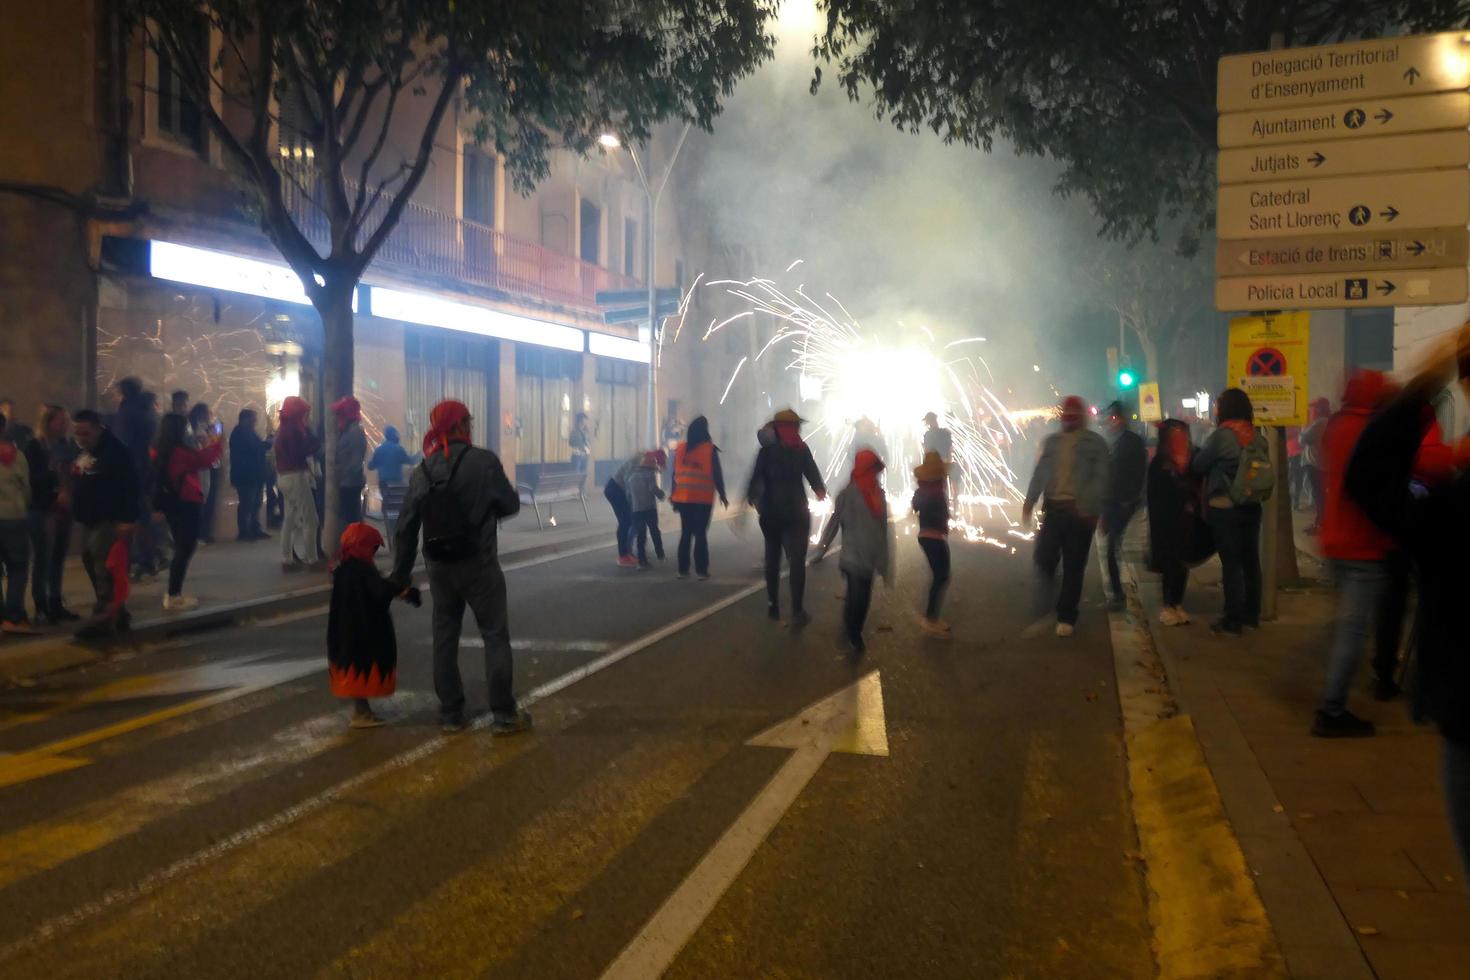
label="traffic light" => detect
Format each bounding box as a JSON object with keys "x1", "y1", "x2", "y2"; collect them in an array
[{"x1": 1117, "y1": 367, "x2": 1137, "y2": 388}]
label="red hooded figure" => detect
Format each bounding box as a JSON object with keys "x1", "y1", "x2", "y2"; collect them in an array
[
  {"x1": 1321, "y1": 371, "x2": 1397, "y2": 562},
  {"x1": 327, "y1": 522, "x2": 415, "y2": 700}
]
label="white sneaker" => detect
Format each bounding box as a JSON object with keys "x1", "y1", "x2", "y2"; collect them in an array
[
  {"x1": 1173, "y1": 606, "x2": 1191, "y2": 625},
  {"x1": 1158, "y1": 607, "x2": 1181, "y2": 627},
  {"x1": 163, "y1": 594, "x2": 200, "y2": 611},
  {"x1": 1055, "y1": 622, "x2": 1074, "y2": 638}
]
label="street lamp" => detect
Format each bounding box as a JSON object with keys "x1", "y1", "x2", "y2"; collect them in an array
[{"x1": 601, "y1": 122, "x2": 692, "y2": 446}]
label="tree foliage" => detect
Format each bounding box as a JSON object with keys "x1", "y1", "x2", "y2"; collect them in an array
[{"x1": 814, "y1": 0, "x2": 1470, "y2": 251}]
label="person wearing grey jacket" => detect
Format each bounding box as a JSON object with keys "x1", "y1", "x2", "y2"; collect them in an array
[
  {"x1": 1022, "y1": 395, "x2": 1110, "y2": 636},
  {"x1": 625, "y1": 452, "x2": 667, "y2": 566},
  {"x1": 390, "y1": 400, "x2": 530, "y2": 736},
  {"x1": 0, "y1": 416, "x2": 33, "y2": 631},
  {"x1": 815, "y1": 448, "x2": 893, "y2": 655},
  {"x1": 333, "y1": 396, "x2": 368, "y2": 525}
]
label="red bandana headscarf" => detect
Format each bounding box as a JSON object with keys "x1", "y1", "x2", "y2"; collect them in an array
[
  {"x1": 339, "y1": 522, "x2": 384, "y2": 564},
  {"x1": 773, "y1": 421, "x2": 804, "y2": 448},
  {"x1": 1060, "y1": 395, "x2": 1087, "y2": 432},
  {"x1": 423, "y1": 400, "x2": 471, "y2": 457},
  {"x1": 279, "y1": 395, "x2": 310, "y2": 434},
  {"x1": 851, "y1": 449, "x2": 885, "y2": 518},
  {"x1": 332, "y1": 395, "x2": 362, "y2": 430}
]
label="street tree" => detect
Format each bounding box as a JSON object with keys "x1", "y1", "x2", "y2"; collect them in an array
[
  {"x1": 1084, "y1": 236, "x2": 1213, "y2": 386},
  {"x1": 812, "y1": 0, "x2": 1468, "y2": 249},
  {"x1": 128, "y1": 0, "x2": 777, "y2": 542}
]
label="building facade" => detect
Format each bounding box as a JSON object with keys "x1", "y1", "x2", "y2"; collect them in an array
[{"x1": 1, "y1": 2, "x2": 749, "y2": 536}]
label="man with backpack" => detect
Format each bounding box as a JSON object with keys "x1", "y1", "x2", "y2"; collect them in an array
[
  {"x1": 390, "y1": 400, "x2": 531, "y2": 735},
  {"x1": 1192, "y1": 388, "x2": 1274, "y2": 636}
]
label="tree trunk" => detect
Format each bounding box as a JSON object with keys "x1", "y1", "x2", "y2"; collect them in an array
[
  {"x1": 318, "y1": 285, "x2": 356, "y2": 553},
  {"x1": 1272, "y1": 426, "x2": 1300, "y2": 584},
  {"x1": 1136, "y1": 328, "x2": 1160, "y2": 393}
]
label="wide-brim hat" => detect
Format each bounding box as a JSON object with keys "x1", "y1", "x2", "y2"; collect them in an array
[
  {"x1": 922, "y1": 412, "x2": 939, "y2": 423},
  {"x1": 772, "y1": 408, "x2": 804, "y2": 424},
  {"x1": 914, "y1": 451, "x2": 948, "y2": 482}
]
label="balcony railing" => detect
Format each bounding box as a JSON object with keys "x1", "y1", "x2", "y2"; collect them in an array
[{"x1": 280, "y1": 163, "x2": 635, "y2": 312}]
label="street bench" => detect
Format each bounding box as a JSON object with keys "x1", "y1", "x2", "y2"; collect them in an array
[{"x1": 517, "y1": 467, "x2": 589, "y2": 529}]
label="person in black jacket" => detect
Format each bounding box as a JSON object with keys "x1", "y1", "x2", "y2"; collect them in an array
[
  {"x1": 745, "y1": 409, "x2": 827, "y2": 626},
  {"x1": 69, "y1": 410, "x2": 140, "y2": 639},
  {"x1": 391, "y1": 400, "x2": 531, "y2": 736},
  {"x1": 1147, "y1": 419, "x2": 1202, "y2": 627},
  {"x1": 1101, "y1": 401, "x2": 1147, "y2": 609},
  {"x1": 24, "y1": 405, "x2": 79, "y2": 623},
  {"x1": 229, "y1": 409, "x2": 269, "y2": 541},
  {"x1": 1345, "y1": 329, "x2": 1470, "y2": 877}
]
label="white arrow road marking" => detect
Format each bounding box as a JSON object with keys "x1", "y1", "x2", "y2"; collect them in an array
[
  {"x1": 599, "y1": 671, "x2": 889, "y2": 980},
  {"x1": 0, "y1": 651, "x2": 320, "y2": 788}
]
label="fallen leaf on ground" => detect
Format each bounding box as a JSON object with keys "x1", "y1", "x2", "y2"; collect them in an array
[{"x1": 1354, "y1": 926, "x2": 1380, "y2": 937}]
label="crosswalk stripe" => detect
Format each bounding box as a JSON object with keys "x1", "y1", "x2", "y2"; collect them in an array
[{"x1": 322, "y1": 730, "x2": 734, "y2": 978}]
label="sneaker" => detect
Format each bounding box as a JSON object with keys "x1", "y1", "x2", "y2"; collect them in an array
[
  {"x1": 440, "y1": 716, "x2": 468, "y2": 734},
  {"x1": 1311, "y1": 709, "x2": 1376, "y2": 739},
  {"x1": 349, "y1": 712, "x2": 385, "y2": 729},
  {"x1": 847, "y1": 634, "x2": 867, "y2": 657},
  {"x1": 162, "y1": 594, "x2": 200, "y2": 612},
  {"x1": 1055, "y1": 622, "x2": 1075, "y2": 638},
  {"x1": 617, "y1": 556, "x2": 638, "y2": 568},
  {"x1": 637, "y1": 561, "x2": 652, "y2": 570},
  {"x1": 919, "y1": 618, "x2": 952, "y2": 638},
  {"x1": 491, "y1": 709, "x2": 534, "y2": 736},
  {"x1": 1, "y1": 618, "x2": 37, "y2": 635},
  {"x1": 677, "y1": 572, "x2": 690, "y2": 579},
  {"x1": 1210, "y1": 620, "x2": 1243, "y2": 636},
  {"x1": 1107, "y1": 596, "x2": 1126, "y2": 613},
  {"x1": 768, "y1": 604, "x2": 781, "y2": 621},
  {"x1": 1372, "y1": 678, "x2": 1402, "y2": 702},
  {"x1": 1158, "y1": 608, "x2": 1182, "y2": 627},
  {"x1": 697, "y1": 573, "x2": 711, "y2": 581},
  {"x1": 1172, "y1": 607, "x2": 1191, "y2": 625}
]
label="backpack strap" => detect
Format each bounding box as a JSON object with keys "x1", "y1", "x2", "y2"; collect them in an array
[{"x1": 425, "y1": 445, "x2": 472, "y2": 488}]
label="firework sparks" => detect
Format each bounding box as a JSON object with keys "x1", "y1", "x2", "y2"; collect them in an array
[{"x1": 703, "y1": 274, "x2": 1038, "y2": 546}]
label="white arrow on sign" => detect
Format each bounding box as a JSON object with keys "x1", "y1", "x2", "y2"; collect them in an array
[
  {"x1": 599, "y1": 672, "x2": 889, "y2": 980},
  {"x1": 0, "y1": 651, "x2": 320, "y2": 788}
]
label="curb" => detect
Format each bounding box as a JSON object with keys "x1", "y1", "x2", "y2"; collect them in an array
[
  {"x1": 1123, "y1": 557, "x2": 1374, "y2": 980},
  {"x1": 0, "y1": 525, "x2": 615, "y2": 686}
]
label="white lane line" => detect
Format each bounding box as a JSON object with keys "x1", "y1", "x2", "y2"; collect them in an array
[
  {"x1": 0, "y1": 571, "x2": 779, "y2": 964},
  {"x1": 250, "y1": 541, "x2": 616, "y2": 630}
]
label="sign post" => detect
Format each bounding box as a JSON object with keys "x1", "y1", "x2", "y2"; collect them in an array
[{"x1": 1216, "y1": 31, "x2": 1470, "y2": 618}]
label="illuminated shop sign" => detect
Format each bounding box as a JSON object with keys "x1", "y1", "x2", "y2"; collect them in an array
[
  {"x1": 587, "y1": 331, "x2": 652, "y2": 363},
  {"x1": 369, "y1": 286, "x2": 584, "y2": 352},
  {"x1": 149, "y1": 240, "x2": 357, "y2": 309}
]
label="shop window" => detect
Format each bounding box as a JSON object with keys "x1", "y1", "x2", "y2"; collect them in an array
[
  {"x1": 404, "y1": 329, "x2": 497, "y2": 452},
  {"x1": 155, "y1": 14, "x2": 209, "y2": 153},
  {"x1": 592, "y1": 358, "x2": 646, "y2": 463},
  {"x1": 516, "y1": 346, "x2": 582, "y2": 466}
]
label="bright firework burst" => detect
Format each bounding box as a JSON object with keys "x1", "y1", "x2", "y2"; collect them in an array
[{"x1": 702, "y1": 273, "x2": 1042, "y2": 551}]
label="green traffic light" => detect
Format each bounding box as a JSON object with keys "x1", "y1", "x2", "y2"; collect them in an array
[{"x1": 1118, "y1": 370, "x2": 1136, "y2": 388}]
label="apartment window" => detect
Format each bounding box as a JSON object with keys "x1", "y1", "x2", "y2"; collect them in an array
[
  {"x1": 155, "y1": 15, "x2": 209, "y2": 153},
  {"x1": 580, "y1": 199, "x2": 601, "y2": 265},
  {"x1": 593, "y1": 358, "x2": 645, "y2": 464},
  {"x1": 623, "y1": 218, "x2": 638, "y2": 278},
  {"x1": 463, "y1": 147, "x2": 496, "y2": 226},
  {"x1": 516, "y1": 346, "x2": 582, "y2": 465},
  {"x1": 277, "y1": 81, "x2": 317, "y2": 158}
]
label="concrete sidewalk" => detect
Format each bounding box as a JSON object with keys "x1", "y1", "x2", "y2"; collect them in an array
[
  {"x1": 0, "y1": 495, "x2": 627, "y2": 683},
  {"x1": 1126, "y1": 522, "x2": 1470, "y2": 979}
]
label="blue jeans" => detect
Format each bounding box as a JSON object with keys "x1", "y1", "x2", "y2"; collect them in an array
[{"x1": 1320, "y1": 559, "x2": 1386, "y2": 716}]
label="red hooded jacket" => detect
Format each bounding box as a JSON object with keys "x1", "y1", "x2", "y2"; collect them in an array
[{"x1": 1321, "y1": 372, "x2": 1396, "y2": 561}]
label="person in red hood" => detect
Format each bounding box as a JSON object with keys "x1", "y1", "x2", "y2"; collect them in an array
[
  {"x1": 274, "y1": 396, "x2": 323, "y2": 570},
  {"x1": 327, "y1": 522, "x2": 419, "y2": 728},
  {"x1": 1313, "y1": 371, "x2": 1398, "y2": 737},
  {"x1": 152, "y1": 412, "x2": 223, "y2": 611}
]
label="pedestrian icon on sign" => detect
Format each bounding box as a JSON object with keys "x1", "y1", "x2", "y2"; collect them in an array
[
  {"x1": 1344, "y1": 107, "x2": 1367, "y2": 128},
  {"x1": 1344, "y1": 278, "x2": 1368, "y2": 301},
  {"x1": 1348, "y1": 205, "x2": 1372, "y2": 226}
]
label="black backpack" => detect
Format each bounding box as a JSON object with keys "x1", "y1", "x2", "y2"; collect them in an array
[{"x1": 420, "y1": 448, "x2": 479, "y2": 562}]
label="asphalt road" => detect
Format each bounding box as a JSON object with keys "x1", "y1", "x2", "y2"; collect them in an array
[{"x1": 0, "y1": 518, "x2": 1153, "y2": 979}]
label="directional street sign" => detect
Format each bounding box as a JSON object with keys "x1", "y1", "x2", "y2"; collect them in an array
[
  {"x1": 1216, "y1": 168, "x2": 1470, "y2": 240},
  {"x1": 1217, "y1": 129, "x2": 1470, "y2": 184},
  {"x1": 1215, "y1": 266, "x2": 1467, "y2": 312},
  {"x1": 595, "y1": 287, "x2": 681, "y2": 306},
  {"x1": 1216, "y1": 227, "x2": 1470, "y2": 278},
  {"x1": 1218, "y1": 32, "x2": 1470, "y2": 112},
  {"x1": 602, "y1": 300, "x2": 680, "y2": 325},
  {"x1": 1218, "y1": 90, "x2": 1470, "y2": 148}
]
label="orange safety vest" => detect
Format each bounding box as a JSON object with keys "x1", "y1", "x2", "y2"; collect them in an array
[{"x1": 671, "y1": 441, "x2": 715, "y2": 504}]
